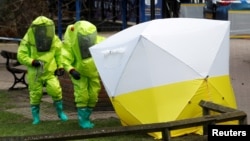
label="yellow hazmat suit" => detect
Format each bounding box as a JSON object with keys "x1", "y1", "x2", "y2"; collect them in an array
[
  {"x1": 62, "y1": 21, "x2": 105, "y2": 128},
  {"x1": 17, "y1": 16, "x2": 68, "y2": 124}
]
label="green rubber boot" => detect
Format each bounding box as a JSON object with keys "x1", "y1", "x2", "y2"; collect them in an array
[
  {"x1": 31, "y1": 105, "x2": 40, "y2": 125},
  {"x1": 86, "y1": 107, "x2": 94, "y2": 125},
  {"x1": 54, "y1": 100, "x2": 68, "y2": 121},
  {"x1": 77, "y1": 108, "x2": 94, "y2": 129}
]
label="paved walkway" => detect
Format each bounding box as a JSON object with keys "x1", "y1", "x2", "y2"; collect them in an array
[{"x1": 1, "y1": 34, "x2": 250, "y2": 123}]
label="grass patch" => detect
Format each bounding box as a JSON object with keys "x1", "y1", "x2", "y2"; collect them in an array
[
  {"x1": 0, "y1": 90, "x2": 156, "y2": 140},
  {"x1": 0, "y1": 89, "x2": 18, "y2": 110},
  {"x1": 0, "y1": 90, "x2": 8, "y2": 109},
  {"x1": 0, "y1": 111, "x2": 155, "y2": 140},
  {"x1": 0, "y1": 90, "x2": 205, "y2": 141}
]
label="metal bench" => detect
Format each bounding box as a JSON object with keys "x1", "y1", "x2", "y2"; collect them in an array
[{"x1": 0, "y1": 50, "x2": 28, "y2": 90}]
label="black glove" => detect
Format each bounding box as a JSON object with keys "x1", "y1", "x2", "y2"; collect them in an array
[
  {"x1": 70, "y1": 69, "x2": 80, "y2": 80},
  {"x1": 55, "y1": 68, "x2": 65, "y2": 76},
  {"x1": 32, "y1": 60, "x2": 41, "y2": 67}
]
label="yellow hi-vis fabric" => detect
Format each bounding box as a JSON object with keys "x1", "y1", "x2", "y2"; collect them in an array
[{"x1": 111, "y1": 75, "x2": 237, "y2": 139}]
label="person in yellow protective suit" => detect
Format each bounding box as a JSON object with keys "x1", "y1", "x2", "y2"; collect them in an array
[
  {"x1": 17, "y1": 16, "x2": 68, "y2": 125},
  {"x1": 62, "y1": 21, "x2": 105, "y2": 129}
]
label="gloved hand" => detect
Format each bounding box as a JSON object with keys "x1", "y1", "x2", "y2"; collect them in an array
[
  {"x1": 70, "y1": 69, "x2": 80, "y2": 80},
  {"x1": 32, "y1": 60, "x2": 41, "y2": 67},
  {"x1": 55, "y1": 68, "x2": 65, "y2": 76}
]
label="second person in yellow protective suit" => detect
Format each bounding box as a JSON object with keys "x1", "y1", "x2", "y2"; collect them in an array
[{"x1": 62, "y1": 21, "x2": 105, "y2": 129}]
